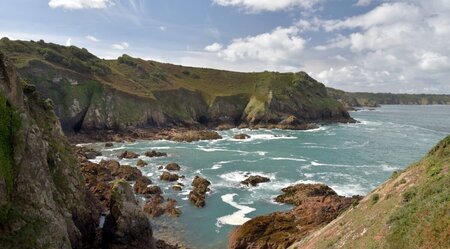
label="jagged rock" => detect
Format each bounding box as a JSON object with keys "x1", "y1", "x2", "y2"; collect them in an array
[
  {"x1": 188, "y1": 176, "x2": 211, "y2": 208},
  {"x1": 241, "y1": 175, "x2": 270, "y2": 186},
  {"x1": 76, "y1": 146, "x2": 102, "y2": 160},
  {"x1": 145, "y1": 150, "x2": 167, "y2": 158},
  {"x1": 105, "y1": 180, "x2": 155, "y2": 248},
  {"x1": 160, "y1": 172, "x2": 180, "y2": 182},
  {"x1": 119, "y1": 150, "x2": 139, "y2": 159},
  {"x1": 142, "y1": 186, "x2": 163, "y2": 196},
  {"x1": 168, "y1": 130, "x2": 222, "y2": 142},
  {"x1": 234, "y1": 133, "x2": 250, "y2": 139},
  {"x1": 143, "y1": 196, "x2": 181, "y2": 218},
  {"x1": 137, "y1": 159, "x2": 148, "y2": 167},
  {"x1": 172, "y1": 185, "x2": 183, "y2": 191},
  {"x1": 133, "y1": 176, "x2": 152, "y2": 194},
  {"x1": 165, "y1": 163, "x2": 181, "y2": 171},
  {"x1": 104, "y1": 162, "x2": 142, "y2": 181},
  {"x1": 228, "y1": 184, "x2": 361, "y2": 249}
]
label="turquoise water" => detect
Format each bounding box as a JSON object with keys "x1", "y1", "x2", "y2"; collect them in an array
[{"x1": 88, "y1": 105, "x2": 450, "y2": 249}]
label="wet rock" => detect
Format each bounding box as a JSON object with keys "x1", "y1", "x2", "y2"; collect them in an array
[
  {"x1": 143, "y1": 196, "x2": 181, "y2": 218},
  {"x1": 105, "y1": 180, "x2": 155, "y2": 248},
  {"x1": 241, "y1": 175, "x2": 270, "y2": 186},
  {"x1": 234, "y1": 133, "x2": 250, "y2": 140},
  {"x1": 142, "y1": 186, "x2": 163, "y2": 196},
  {"x1": 111, "y1": 164, "x2": 142, "y2": 181},
  {"x1": 158, "y1": 165, "x2": 164, "y2": 170},
  {"x1": 165, "y1": 163, "x2": 181, "y2": 171},
  {"x1": 172, "y1": 185, "x2": 183, "y2": 191},
  {"x1": 76, "y1": 146, "x2": 102, "y2": 160},
  {"x1": 168, "y1": 130, "x2": 222, "y2": 142},
  {"x1": 188, "y1": 176, "x2": 211, "y2": 208},
  {"x1": 145, "y1": 150, "x2": 168, "y2": 158},
  {"x1": 137, "y1": 159, "x2": 148, "y2": 167},
  {"x1": 133, "y1": 176, "x2": 152, "y2": 194},
  {"x1": 228, "y1": 183, "x2": 362, "y2": 249},
  {"x1": 160, "y1": 172, "x2": 180, "y2": 182},
  {"x1": 118, "y1": 150, "x2": 139, "y2": 159},
  {"x1": 105, "y1": 142, "x2": 114, "y2": 147}
]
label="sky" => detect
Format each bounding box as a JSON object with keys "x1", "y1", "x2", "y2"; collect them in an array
[{"x1": 0, "y1": 0, "x2": 449, "y2": 93}]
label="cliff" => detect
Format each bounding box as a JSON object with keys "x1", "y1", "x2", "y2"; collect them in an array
[
  {"x1": 327, "y1": 87, "x2": 450, "y2": 109},
  {"x1": 0, "y1": 52, "x2": 157, "y2": 249},
  {"x1": 0, "y1": 38, "x2": 353, "y2": 133}
]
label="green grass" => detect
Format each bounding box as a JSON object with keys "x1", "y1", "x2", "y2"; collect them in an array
[{"x1": 0, "y1": 94, "x2": 20, "y2": 195}]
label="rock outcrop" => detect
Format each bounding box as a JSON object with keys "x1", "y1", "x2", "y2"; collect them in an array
[
  {"x1": 119, "y1": 151, "x2": 139, "y2": 159},
  {"x1": 160, "y1": 172, "x2": 179, "y2": 182},
  {"x1": 165, "y1": 163, "x2": 181, "y2": 171},
  {"x1": 145, "y1": 150, "x2": 167, "y2": 158},
  {"x1": 188, "y1": 176, "x2": 211, "y2": 208},
  {"x1": 241, "y1": 175, "x2": 270, "y2": 186},
  {"x1": 234, "y1": 134, "x2": 250, "y2": 139},
  {"x1": 228, "y1": 184, "x2": 361, "y2": 249}
]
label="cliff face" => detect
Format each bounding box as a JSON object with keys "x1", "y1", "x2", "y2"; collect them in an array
[
  {"x1": 0, "y1": 51, "x2": 97, "y2": 248},
  {"x1": 0, "y1": 52, "x2": 157, "y2": 249},
  {"x1": 327, "y1": 87, "x2": 450, "y2": 109},
  {"x1": 0, "y1": 38, "x2": 353, "y2": 133}
]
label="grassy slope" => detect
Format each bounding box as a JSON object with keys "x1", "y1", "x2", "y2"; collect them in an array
[{"x1": 290, "y1": 135, "x2": 450, "y2": 249}]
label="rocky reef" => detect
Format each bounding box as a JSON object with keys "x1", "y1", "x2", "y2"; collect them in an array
[
  {"x1": 0, "y1": 38, "x2": 354, "y2": 135},
  {"x1": 228, "y1": 184, "x2": 361, "y2": 249}
]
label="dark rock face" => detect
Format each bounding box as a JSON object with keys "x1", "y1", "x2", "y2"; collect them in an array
[
  {"x1": 119, "y1": 151, "x2": 139, "y2": 159},
  {"x1": 137, "y1": 159, "x2": 148, "y2": 167},
  {"x1": 165, "y1": 163, "x2": 181, "y2": 171},
  {"x1": 105, "y1": 180, "x2": 155, "y2": 249},
  {"x1": 188, "y1": 176, "x2": 211, "y2": 208},
  {"x1": 234, "y1": 134, "x2": 250, "y2": 139},
  {"x1": 229, "y1": 184, "x2": 362, "y2": 249},
  {"x1": 160, "y1": 172, "x2": 179, "y2": 182},
  {"x1": 105, "y1": 142, "x2": 114, "y2": 147},
  {"x1": 241, "y1": 175, "x2": 270, "y2": 186},
  {"x1": 145, "y1": 150, "x2": 167, "y2": 158}
]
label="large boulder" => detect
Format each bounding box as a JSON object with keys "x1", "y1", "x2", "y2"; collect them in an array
[
  {"x1": 136, "y1": 159, "x2": 148, "y2": 167},
  {"x1": 160, "y1": 172, "x2": 179, "y2": 182},
  {"x1": 229, "y1": 184, "x2": 361, "y2": 249},
  {"x1": 165, "y1": 163, "x2": 181, "y2": 171},
  {"x1": 188, "y1": 176, "x2": 211, "y2": 208},
  {"x1": 234, "y1": 133, "x2": 250, "y2": 140},
  {"x1": 104, "y1": 180, "x2": 155, "y2": 249},
  {"x1": 241, "y1": 175, "x2": 270, "y2": 186},
  {"x1": 133, "y1": 176, "x2": 152, "y2": 194},
  {"x1": 112, "y1": 165, "x2": 142, "y2": 181}
]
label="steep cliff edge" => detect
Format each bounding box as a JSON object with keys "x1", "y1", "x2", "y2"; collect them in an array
[
  {"x1": 290, "y1": 135, "x2": 450, "y2": 249},
  {"x1": 0, "y1": 38, "x2": 353, "y2": 132},
  {"x1": 0, "y1": 52, "x2": 158, "y2": 249}
]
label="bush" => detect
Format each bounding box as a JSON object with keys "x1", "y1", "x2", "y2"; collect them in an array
[{"x1": 371, "y1": 193, "x2": 380, "y2": 205}]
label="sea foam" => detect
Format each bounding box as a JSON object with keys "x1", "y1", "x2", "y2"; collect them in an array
[{"x1": 216, "y1": 194, "x2": 256, "y2": 227}]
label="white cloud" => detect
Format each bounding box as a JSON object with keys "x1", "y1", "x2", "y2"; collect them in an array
[
  {"x1": 85, "y1": 35, "x2": 100, "y2": 42},
  {"x1": 159, "y1": 26, "x2": 166, "y2": 31},
  {"x1": 204, "y1": 43, "x2": 223, "y2": 52},
  {"x1": 65, "y1": 37, "x2": 71, "y2": 46},
  {"x1": 48, "y1": 0, "x2": 112, "y2": 10},
  {"x1": 112, "y1": 42, "x2": 130, "y2": 50},
  {"x1": 212, "y1": 26, "x2": 306, "y2": 63},
  {"x1": 213, "y1": 0, "x2": 321, "y2": 12}
]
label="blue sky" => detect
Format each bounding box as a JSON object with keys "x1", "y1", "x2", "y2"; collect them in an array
[{"x1": 1, "y1": 0, "x2": 449, "y2": 93}]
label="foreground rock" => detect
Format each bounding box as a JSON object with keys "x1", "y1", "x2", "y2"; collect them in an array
[
  {"x1": 229, "y1": 184, "x2": 361, "y2": 249},
  {"x1": 103, "y1": 180, "x2": 155, "y2": 248},
  {"x1": 188, "y1": 176, "x2": 211, "y2": 208},
  {"x1": 119, "y1": 150, "x2": 139, "y2": 159},
  {"x1": 241, "y1": 175, "x2": 270, "y2": 186},
  {"x1": 160, "y1": 172, "x2": 180, "y2": 182},
  {"x1": 133, "y1": 176, "x2": 152, "y2": 194},
  {"x1": 143, "y1": 195, "x2": 182, "y2": 218},
  {"x1": 165, "y1": 163, "x2": 181, "y2": 171},
  {"x1": 234, "y1": 133, "x2": 250, "y2": 139},
  {"x1": 145, "y1": 150, "x2": 168, "y2": 157}
]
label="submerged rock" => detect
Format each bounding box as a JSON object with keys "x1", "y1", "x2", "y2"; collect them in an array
[
  {"x1": 234, "y1": 133, "x2": 250, "y2": 139},
  {"x1": 137, "y1": 159, "x2": 148, "y2": 167},
  {"x1": 241, "y1": 175, "x2": 270, "y2": 186},
  {"x1": 119, "y1": 150, "x2": 139, "y2": 159},
  {"x1": 160, "y1": 172, "x2": 180, "y2": 182},
  {"x1": 145, "y1": 150, "x2": 168, "y2": 157},
  {"x1": 165, "y1": 162, "x2": 181, "y2": 171},
  {"x1": 188, "y1": 176, "x2": 211, "y2": 208},
  {"x1": 105, "y1": 142, "x2": 114, "y2": 147}
]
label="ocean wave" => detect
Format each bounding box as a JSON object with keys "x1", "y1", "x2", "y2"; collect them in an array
[
  {"x1": 228, "y1": 133, "x2": 297, "y2": 142},
  {"x1": 270, "y1": 157, "x2": 307, "y2": 162},
  {"x1": 216, "y1": 194, "x2": 256, "y2": 227},
  {"x1": 302, "y1": 126, "x2": 327, "y2": 132}
]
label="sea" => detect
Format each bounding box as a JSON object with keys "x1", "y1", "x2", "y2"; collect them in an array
[{"x1": 86, "y1": 105, "x2": 450, "y2": 249}]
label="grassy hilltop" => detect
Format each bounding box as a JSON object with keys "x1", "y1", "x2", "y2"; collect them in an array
[{"x1": 0, "y1": 38, "x2": 352, "y2": 132}]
